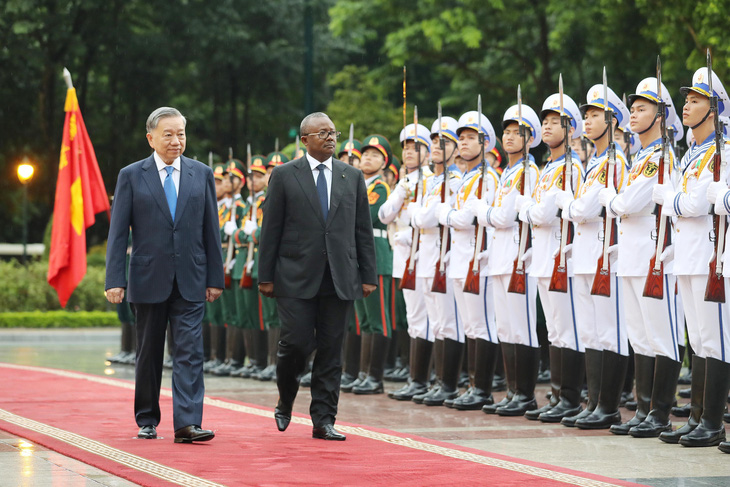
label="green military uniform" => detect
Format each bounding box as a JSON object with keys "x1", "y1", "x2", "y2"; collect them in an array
[{"x1": 337, "y1": 138, "x2": 362, "y2": 165}]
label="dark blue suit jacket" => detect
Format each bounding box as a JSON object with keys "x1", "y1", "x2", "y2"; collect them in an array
[{"x1": 105, "y1": 154, "x2": 224, "y2": 303}]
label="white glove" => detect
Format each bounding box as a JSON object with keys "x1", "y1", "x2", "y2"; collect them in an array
[
  {"x1": 518, "y1": 201, "x2": 533, "y2": 223},
  {"x1": 652, "y1": 183, "x2": 672, "y2": 205},
  {"x1": 477, "y1": 250, "x2": 489, "y2": 265},
  {"x1": 514, "y1": 194, "x2": 531, "y2": 212},
  {"x1": 520, "y1": 247, "x2": 533, "y2": 264},
  {"x1": 607, "y1": 244, "x2": 618, "y2": 267},
  {"x1": 393, "y1": 182, "x2": 407, "y2": 201},
  {"x1": 659, "y1": 244, "x2": 674, "y2": 263},
  {"x1": 555, "y1": 190, "x2": 574, "y2": 210},
  {"x1": 226, "y1": 258, "x2": 236, "y2": 272},
  {"x1": 552, "y1": 243, "x2": 573, "y2": 259},
  {"x1": 437, "y1": 203, "x2": 452, "y2": 226},
  {"x1": 598, "y1": 187, "x2": 617, "y2": 208},
  {"x1": 245, "y1": 259, "x2": 254, "y2": 274},
  {"x1": 223, "y1": 220, "x2": 238, "y2": 236},
  {"x1": 410, "y1": 210, "x2": 422, "y2": 229},
  {"x1": 394, "y1": 231, "x2": 412, "y2": 247},
  {"x1": 243, "y1": 219, "x2": 258, "y2": 235},
  {"x1": 707, "y1": 181, "x2": 728, "y2": 205}
]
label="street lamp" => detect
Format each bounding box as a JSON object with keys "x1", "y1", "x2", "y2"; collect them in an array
[{"x1": 17, "y1": 159, "x2": 35, "y2": 265}]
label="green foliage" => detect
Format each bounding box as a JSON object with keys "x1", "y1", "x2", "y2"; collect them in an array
[
  {"x1": 0, "y1": 311, "x2": 119, "y2": 328},
  {"x1": 0, "y1": 260, "x2": 110, "y2": 312}
]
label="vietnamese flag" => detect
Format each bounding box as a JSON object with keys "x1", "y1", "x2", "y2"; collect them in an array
[{"x1": 47, "y1": 76, "x2": 109, "y2": 307}]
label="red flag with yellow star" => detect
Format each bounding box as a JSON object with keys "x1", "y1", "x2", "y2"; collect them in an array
[{"x1": 47, "y1": 85, "x2": 109, "y2": 307}]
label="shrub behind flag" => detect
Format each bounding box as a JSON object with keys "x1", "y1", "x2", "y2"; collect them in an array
[{"x1": 47, "y1": 84, "x2": 110, "y2": 308}]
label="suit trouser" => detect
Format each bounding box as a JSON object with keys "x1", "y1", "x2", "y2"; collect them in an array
[
  {"x1": 677, "y1": 275, "x2": 730, "y2": 362},
  {"x1": 403, "y1": 277, "x2": 431, "y2": 341},
  {"x1": 276, "y1": 267, "x2": 352, "y2": 427},
  {"x1": 572, "y1": 274, "x2": 628, "y2": 355},
  {"x1": 132, "y1": 279, "x2": 205, "y2": 431},
  {"x1": 622, "y1": 275, "x2": 680, "y2": 360},
  {"x1": 451, "y1": 276, "x2": 496, "y2": 343},
  {"x1": 537, "y1": 277, "x2": 581, "y2": 351},
  {"x1": 492, "y1": 274, "x2": 538, "y2": 347}
]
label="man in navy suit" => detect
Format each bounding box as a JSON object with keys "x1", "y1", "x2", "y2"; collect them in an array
[
  {"x1": 105, "y1": 107, "x2": 224, "y2": 443},
  {"x1": 258, "y1": 112, "x2": 377, "y2": 440}
]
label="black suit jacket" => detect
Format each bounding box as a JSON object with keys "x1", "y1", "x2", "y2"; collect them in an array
[
  {"x1": 105, "y1": 154, "x2": 224, "y2": 303},
  {"x1": 258, "y1": 156, "x2": 376, "y2": 300}
]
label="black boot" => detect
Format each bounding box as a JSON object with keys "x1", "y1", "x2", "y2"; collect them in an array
[
  {"x1": 341, "y1": 331, "x2": 361, "y2": 385},
  {"x1": 256, "y1": 327, "x2": 280, "y2": 381},
  {"x1": 343, "y1": 333, "x2": 372, "y2": 392},
  {"x1": 497, "y1": 344, "x2": 539, "y2": 416},
  {"x1": 526, "y1": 345, "x2": 561, "y2": 420},
  {"x1": 389, "y1": 337, "x2": 433, "y2": 400},
  {"x1": 446, "y1": 338, "x2": 476, "y2": 408},
  {"x1": 353, "y1": 333, "x2": 389, "y2": 394},
  {"x1": 576, "y1": 350, "x2": 629, "y2": 429},
  {"x1": 484, "y1": 342, "x2": 517, "y2": 414},
  {"x1": 563, "y1": 348, "x2": 602, "y2": 427},
  {"x1": 414, "y1": 339, "x2": 444, "y2": 404},
  {"x1": 630, "y1": 355, "x2": 682, "y2": 438},
  {"x1": 454, "y1": 339, "x2": 498, "y2": 410},
  {"x1": 540, "y1": 348, "x2": 584, "y2": 422},
  {"x1": 621, "y1": 347, "x2": 636, "y2": 410},
  {"x1": 423, "y1": 339, "x2": 463, "y2": 406},
  {"x1": 679, "y1": 357, "x2": 730, "y2": 447},
  {"x1": 611, "y1": 354, "x2": 654, "y2": 435},
  {"x1": 660, "y1": 356, "x2": 705, "y2": 444}
]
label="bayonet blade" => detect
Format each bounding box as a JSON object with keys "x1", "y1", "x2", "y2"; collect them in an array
[
  {"x1": 559, "y1": 74, "x2": 564, "y2": 115},
  {"x1": 708, "y1": 49, "x2": 714, "y2": 97},
  {"x1": 603, "y1": 67, "x2": 608, "y2": 115},
  {"x1": 348, "y1": 123, "x2": 354, "y2": 159},
  {"x1": 657, "y1": 55, "x2": 662, "y2": 101}
]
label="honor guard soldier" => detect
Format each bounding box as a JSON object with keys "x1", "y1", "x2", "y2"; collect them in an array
[
  {"x1": 517, "y1": 90, "x2": 585, "y2": 422},
  {"x1": 600, "y1": 75, "x2": 682, "y2": 437},
  {"x1": 655, "y1": 64, "x2": 730, "y2": 447},
  {"x1": 216, "y1": 158, "x2": 247, "y2": 376},
  {"x1": 350, "y1": 134, "x2": 394, "y2": 395},
  {"x1": 380, "y1": 134, "x2": 433, "y2": 401},
  {"x1": 476, "y1": 102, "x2": 541, "y2": 417},
  {"x1": 556, "y1": 81, "x2": 631, "y2": 429},
  {"x1": 437, "y1": 110, "x2": 502, "y2": 410},
  {"x1": 265, "y1": 151, "x2": 289, "y2": 184},
  {"x1": 338, "y1": 138, "x2": 362, "y2": 167}
]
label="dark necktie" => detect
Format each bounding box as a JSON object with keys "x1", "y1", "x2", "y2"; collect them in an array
[
  {"x1": 317, "y1": 164, "x2": 329, "y2": 220},
  {"x1": 164, "y1": 165, "x2": 177, "y2": 221}
]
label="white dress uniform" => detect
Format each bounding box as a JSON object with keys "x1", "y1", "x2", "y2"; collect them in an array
[
  {"x1": 563, "y1": 145, "x2": 629, "y2": 355},
  {"x1": 521, "y1": 154, "x2": 584, "y2": 351},
  {"x1": 379, "y1": 168, "x2": 432, "y2": 340}
]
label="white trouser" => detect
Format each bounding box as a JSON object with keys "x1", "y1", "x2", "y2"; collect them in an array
[
  {"x1": 573, "y1": 274, "x2": 628, "y2": 355},
  {"x1": 451, "y1": 276, "x2": 497, "y2": 343},
  {"x1": 492, "y1": 274, "x2": 538, "y2": 347},
  {"x1": 622, "y1": 275, "x2": 681, "y2": 361},
  {"x1": 403, "y1": 278, "x2": 432, "y2": 341},
  {"x1": 676, "y1": 275, "x2": 730, "y2": 362},
  {"x1": 538, "y1": 277, "x2": 582, "y2": 352},
  {"x1": 423, "y1": 277, "x2": 463, "y2": 342}
]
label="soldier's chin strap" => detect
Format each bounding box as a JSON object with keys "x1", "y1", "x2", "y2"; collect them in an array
[
  {"x1": 636, "y1": 108, "x2": 661, "y2": 135},
  {"x1": 691, "y1": 107, "x2": 713, "y2": 131}
]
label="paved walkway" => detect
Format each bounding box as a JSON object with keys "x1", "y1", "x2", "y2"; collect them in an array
[{"x1": 1, "y1": 328, "x2": 729, "y2": 487}]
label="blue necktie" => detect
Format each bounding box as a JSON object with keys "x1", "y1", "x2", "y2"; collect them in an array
[
  {"x1": 316, "y1": 164, "x2": 328, "y2": 220},
  {"x1": 164, "y1": 165, "x2": 177, "y2": 221}
]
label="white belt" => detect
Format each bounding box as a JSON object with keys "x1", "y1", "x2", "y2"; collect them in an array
[
  {"x1": 420, "y1": 228, "x2": 439, "y2": 235},
  {"x1": 621, "y1": 207, "x2": 655, "y2": 218},
  {"x1": 373, "y1": 228, "x2": 388, "y2": 238},
  {"x1": 580, "y1": 217, "x2": 604, "y2": 224}
]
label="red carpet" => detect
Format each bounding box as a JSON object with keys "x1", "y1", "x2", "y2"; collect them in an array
[{"x1": 0, "y1": 363, "x2": 644, "y2": 486}]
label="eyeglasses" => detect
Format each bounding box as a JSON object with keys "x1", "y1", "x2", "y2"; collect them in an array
[{"x1": 303, "y1": 130, "x2": 341, "y2": 140}]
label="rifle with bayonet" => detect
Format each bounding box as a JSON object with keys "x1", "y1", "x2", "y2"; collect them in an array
[
  {"x1": 348, "y1": 123, "x2": 355, "y2": 165},
  {"x1": 623, "y1": 94, "x2": 633, "y2": 168},
  {"x1": 507, "y1": 86, "x2": 531, "y2": 294},
  {"x1": 549, "y1": 74, "x2": 574, "y2": 293},
  {"x1": 464, "y1": 95, "x2": 489, "y2": 295},
  {"x1": 591, "y1": 68, "x2": 618, "y2": 297},
  {"x1": 643, "y1": 56, "x2": 672, "y2": 299},
  {"x1": 432, "y1": 102, "x2": 451, "y2": 294},
  {"x1": 224, "y1": 147, "x2": 237, "y2": 289},
  {"x1": 400, "y1": 105, "x2": 422, "y2": 291},
  {"x1": 240, "y1": 144, "x2": 256, "y2": 289},
  {"x1": 705, "y1": 49, "x2": 726, "y2": 303}
]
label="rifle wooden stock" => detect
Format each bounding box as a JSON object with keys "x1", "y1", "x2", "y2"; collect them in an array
[
  {"x1": 705, "y1": 150, "x2": 726, "y2": 303},
  {"x1": 400, "y1": 255, "x2": 417, "y2": 290},
  {"x1": 549, "y1": 221, "x2": 573, "y2": 293},
  {"x1": 464, "y1": 228, "x2": 486, "y2": 295},
  {"x1": 705, "y1": 253, "x2": 725, "y2": 303},
  {"x1": 507, "y1": 166, "x2": 530, "y2": 295},
  {"x1": 642, "y1": 256, "x2": 663, "y2": 299},
  {"x1": 431, "y1": 229, "x2": 450, "y2": 293},
  {"x1": 591, "y1": 219, "x2": 617, "y2": 297}
]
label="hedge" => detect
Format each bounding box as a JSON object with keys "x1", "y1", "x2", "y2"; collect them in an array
[{"x1": 0, "y1": 311, "x2": 119, "y2": 328}]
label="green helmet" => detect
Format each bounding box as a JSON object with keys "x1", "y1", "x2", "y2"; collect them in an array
[
  {"x1": 266, "y1": 151, "x2": 290, "y2": 168},
  {"x1": 361, "y1": 134, "x2": 392, "y2": 165},
  {"x1": 337, "y1": 139, "x2": 363, "y2": 159}
]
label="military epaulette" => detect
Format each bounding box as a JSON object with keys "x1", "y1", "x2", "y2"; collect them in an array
[
  {"x1": 448, "y1": 171, "x2": 462, "y2": 180},
  {"x1": 652, "y1": 145, "x2": 662, "y2": 153}
]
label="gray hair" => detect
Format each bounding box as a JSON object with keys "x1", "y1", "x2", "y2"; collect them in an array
[
  {"x1": 146, "y1": 107, "x2": 187, "y2": 133},
  {"x1": 300, "y1": 112, "x2": 331, "y2": 135}
]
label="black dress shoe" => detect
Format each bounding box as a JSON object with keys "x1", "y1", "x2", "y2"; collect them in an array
[
  {"x1": 678, "y1": 388, "x2": 691, "y2": 399},
  {"x1": 719, "y1": 441, "x2": 730, "y2": 453},
  {"x1": 174, "y1": 425, "x2": 215, "y2": 443},
  {"x1": 352, "y1": 376, "x2": 384, "y2": 395},
  {"x1": 671, "y1": 403, "x2": 691, "y2": 418},
  {"x1": 138, "y1": 425, "x2": 157, "y2": 439},
  {"x1": 312, "y1": 424, "x2": 346, "y2": 441},
  {"x1": 275, "y1": 407, "x2": 292, "y2": 432}
]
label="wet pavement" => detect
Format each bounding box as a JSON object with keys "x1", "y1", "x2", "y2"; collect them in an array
[{"x1": 1, "y1": 328, "x2": 729, "y2": 487}]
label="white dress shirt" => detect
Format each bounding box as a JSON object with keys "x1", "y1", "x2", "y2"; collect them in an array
[
  {"x1": 154, "y1": 152, "x2": 180, "y2": 195},
  {"x1": 307, "y1": 152, "x2": 332, "y2": 208}
]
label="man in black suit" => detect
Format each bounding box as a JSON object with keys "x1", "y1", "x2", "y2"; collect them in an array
[
  {"x1": 258, "y1": 112, "x2": 377, "y2": 440},
  {"x1": 105, "y1": 107, "x2": 224, "y2": 443}
]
